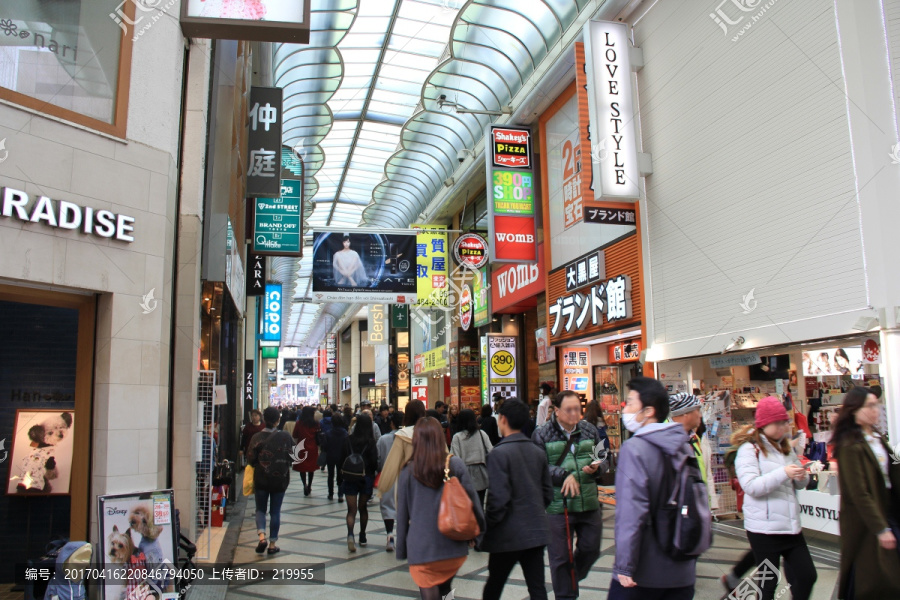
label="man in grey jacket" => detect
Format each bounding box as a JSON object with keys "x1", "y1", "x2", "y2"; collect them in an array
[
  {"x1": 610, "y1": 377, "x2": 696, "y2": 599},
  {"x1": 482, "y1": 399, "x2": 554, "y2": 600}
]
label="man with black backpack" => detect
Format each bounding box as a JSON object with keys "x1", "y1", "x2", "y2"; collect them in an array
[
  {"x1": 610, "y1": 377, "x2": 711, "y2": 599},
  {"x1": 246, "y1": 406, "x2": 294, "y2": 556}
]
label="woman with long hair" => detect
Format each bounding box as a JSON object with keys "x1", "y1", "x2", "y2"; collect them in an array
[
  {"x1": 478, "y1": 404, "x2": 501, "y2": 446},
  {"x1": 324, "y1": 414, "x2": 349, "y2": 502},
  {"x1": 450, "y1": 409, "x2": 493, "y2": 507},
  {"x1": 339, "y1": 413, "x2": 378, "y2": 552},
  {"x1": 396, "y1": 417, "x2": 485, "y2": 600},
  {"x1": 583, "y1": 400, "x2": 610, "y2": 452},
  {"x1": 832, "y1": 386, "x2": 900, "y2": 599},
  {"x1": 733, "y1": 397, "x2": 816, "y2": 600},
  {"x1": 292, "y1": 406, "x2": 320, "y2": 496}
]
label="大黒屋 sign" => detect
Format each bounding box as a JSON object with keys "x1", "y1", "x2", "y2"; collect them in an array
[
  {"x1": 564, "y1": 250, "x2": 606, "y2": 293},
  {"x1": 412, "y1": 225, "x2": 448, "y2": 306}
]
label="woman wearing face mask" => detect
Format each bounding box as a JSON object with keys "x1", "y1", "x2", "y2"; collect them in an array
[{"x1": 732, "y1": 397, "x2": 817, "y2": 600}]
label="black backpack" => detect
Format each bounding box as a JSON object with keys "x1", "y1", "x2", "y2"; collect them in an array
[
  {"x1": 651, "y1": 442, "x2": 713, "y2": 561},
  {"x1": 341, "y1": 440, "x2": 368, "y2": 482},
  {"x1": 253, "y1": 431, "x2": 293, "y2": 493}
]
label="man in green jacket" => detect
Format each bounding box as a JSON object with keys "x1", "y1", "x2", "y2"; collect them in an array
[{"x1": 532, "y1": 390, "x2": 606, "y2": 599}]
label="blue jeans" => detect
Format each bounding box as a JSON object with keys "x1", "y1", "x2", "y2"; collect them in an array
[{"x1": 255, "y1": 489, "x2": 285, "y2": 541}]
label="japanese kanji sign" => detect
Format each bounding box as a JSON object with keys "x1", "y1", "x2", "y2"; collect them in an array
[
  {"x1": 412, "y1": 224, "x2": 448, "y2": 307},
  {"x1": 584, "y1": 204, "x2": 636, "y2": 225},
  {"x1": 561, "y1": 131, "x2": 583, "y2": 230},
  {"x1": 609, "y1": 340, "x2": 641, "y2": 363},
  {"x1": 486, "y1": 124, "x2": 538, "y2": 264},
  {"x1": 564, "y1": 250, "x2": 606, "y2": 293},
  {"x1": 560, "y1": 346, "x2": 591, "y2": 393},
  {"x1": 548, "y1": 274, "x2": 633, "y2": 339},
  {"x1": 247, "y1": 87, "x2": 283, "y2": 198}
]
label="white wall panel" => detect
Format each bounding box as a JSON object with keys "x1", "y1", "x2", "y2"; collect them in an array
[{"x1": 635, "y1": 0, "x2": 867, "y2": 351}]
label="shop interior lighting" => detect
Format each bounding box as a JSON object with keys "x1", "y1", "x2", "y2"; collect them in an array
[{"x1": 721, "y1": 336, "x2": 746, "y2": 354}]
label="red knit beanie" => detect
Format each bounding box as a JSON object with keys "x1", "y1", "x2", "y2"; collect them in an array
[{"x1": 755, "y1": 396, "x2": 789, "y2": 429}]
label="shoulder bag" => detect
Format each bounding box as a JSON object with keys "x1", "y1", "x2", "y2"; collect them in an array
[{"x1": 438, "y1": 454, "x2": 481, "y2": 541}]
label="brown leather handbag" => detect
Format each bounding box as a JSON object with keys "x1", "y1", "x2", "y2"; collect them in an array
[{"x1": 438, "y1": 454, "x2": 481, "y2": 541}]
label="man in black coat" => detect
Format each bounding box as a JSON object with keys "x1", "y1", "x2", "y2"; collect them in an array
[{"x1": 482, "y1": 398, "x2": 554, "y2": 600}]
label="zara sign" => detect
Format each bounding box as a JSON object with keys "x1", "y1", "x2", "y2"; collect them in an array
[{"x1": 1, "y1": 187, "x2": 136, "y2": 242}]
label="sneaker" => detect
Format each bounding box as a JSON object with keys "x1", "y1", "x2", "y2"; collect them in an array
[
  {"x1": 347, "y1": 534, "x2": 356, "y2": 553},
  {"x1": 385, "y1": 535, "x2": 394, "y2": 553},
  {"x1": 359, "y1": 532, "x2": 367, "y2": 547},
  {"x1": 721, "y1": 573, "x2": 741, "y2": 592}
]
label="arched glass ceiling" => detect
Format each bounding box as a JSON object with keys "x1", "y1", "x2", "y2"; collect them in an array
[{"x1": 275, "y1": 0, "x2": 594, "y2": 351}]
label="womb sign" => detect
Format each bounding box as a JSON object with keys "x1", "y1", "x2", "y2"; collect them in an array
[{"x1": 584, "y1": 20, "x2": 640, "y2": 199}]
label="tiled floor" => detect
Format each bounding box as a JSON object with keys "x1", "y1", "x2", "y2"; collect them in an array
[{"x1": 222, "y1": 473, "x2": 840, "y2": 600}]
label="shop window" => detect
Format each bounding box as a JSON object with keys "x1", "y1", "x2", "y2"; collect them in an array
[
  {"x1": 0, "y1": 288, "x2": 94, "y2": 584},
  {"x1": 0, "y1": 0, "x2": 134, "y2": 137}
]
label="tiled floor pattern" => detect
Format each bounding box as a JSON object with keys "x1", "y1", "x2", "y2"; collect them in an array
[{"x1": 221, "y1": 473, "x2": 840, "y2": 600}]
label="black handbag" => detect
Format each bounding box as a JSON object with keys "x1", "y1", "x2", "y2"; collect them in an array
[{"x1": 212, "y1": 460, "x2": 233, "y2": 486}]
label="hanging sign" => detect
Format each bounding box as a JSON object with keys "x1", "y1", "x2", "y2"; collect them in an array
[
  {"x1": 609, "y1": 340, "x2": 641, "y2": 363},
  {"x1": 253, "y1": 179, "x2": 302, "y2": 255},
  {"x1": 472, "y1": 266, "x2": 491, "y2": 328},
  {"x1": 414, "y1": 345, "x2": 447, "y2": 374},
  {"x1": 391, "y1": 304, "x2": 410, "y2": 329},
  {"x1": 583, "y1": 21, "x2": 640, "y2": 200},
  {"x1": 459, "y1": 284, "x2": 473, "y2": 331},
  {"x1": 563, "y1": 250, "x2": 606, "y2": 293},
  {"x1": 452, "y1": 233, "x2": 489, "y2": 270},
  {"x1": 261, "y1": 283, "x2": 282, "y2": 345},
  {"x1": 246, "y1": 87, "x2": 283, "y2": 198},
  {"x1": 326, "y1": 334, "x2": 337, "y2": 373},
  {"x1": 536, "y1": 327, "x2": 553, "y2": 364},
  {"x1": 584, "y1": 202, "x2": 637, "y2": 225},
  {"x1": 548, "y1": 274, "x2": 633, "y2": 339},
  {"x1": 283, "y1": 358, "x2": 315, "y2": 376},
  {"x1": 244, "y1": 360, "x2": 254, "y2": 406},
  {"x1": 862, "y1": 338, "x2": 881, "y2": 364},
  {"x1": 486, "y1": 124, "x2": 538, "y2": 264},
  {"x1": 368, "y1": 304, "x2": 388, "y2": 345},
  {"x1": 412, "y1": 224, "x2": 448, "y2": 306},
  {"x1": 709, "y1": 352, "x2": 762, "y2": 369},
  {"x1": 246, "y1": 246, "x2": 266, "y2": 296},
  {"x1": 487, "y1": 335, "x2": 518, "y2": 385},
  {"x1": 561, "y1": 347, "x2": 591, "y2": 393},
  {"x1": 180, "y1": 1, "x2": 311, "y2": 43}
]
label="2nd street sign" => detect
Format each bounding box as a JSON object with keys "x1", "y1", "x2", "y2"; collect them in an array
[{"x1": 253, "y1": 179, "x2": 301, "y2": 255}]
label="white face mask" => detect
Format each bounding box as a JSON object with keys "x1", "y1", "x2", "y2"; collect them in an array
[{"x1": 623, "y1": 408, "x2": 646, "y2": 433}]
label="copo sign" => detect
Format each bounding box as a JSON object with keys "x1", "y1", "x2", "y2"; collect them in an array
[
  {"x1": 453, "y1": 233, "x2": 488, "y2": 269},
  {"x1": 262, "y1": 284, "x2": 282, "y2": 343}
]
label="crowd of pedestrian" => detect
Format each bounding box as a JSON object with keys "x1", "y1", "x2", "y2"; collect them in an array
[{"x1": 239, "y1": 379, "x2": 897, "y2": 600}]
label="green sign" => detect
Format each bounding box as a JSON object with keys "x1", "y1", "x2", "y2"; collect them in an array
[
  {"x1": 391, "y1": 304, "x2": 409, "y2": 329},
  {"x1": 473, "y1": 266, "x2": 491, "y2": 328},
  {"x1": 253, "y1": 179, "x2": 301, "y2": 255},
  {"x1": 480, "y1": 336, "x2": 489, "y2": 405},
  {"x1": 491, "y1": 170, "x2": 535, "y2": 215},
  {"x1": 261, "y1": 346, "x2": 278, "y2": 359}
]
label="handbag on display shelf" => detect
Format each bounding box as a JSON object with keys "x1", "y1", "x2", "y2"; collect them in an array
[{"x1": 438, "y1": 454, "x2": 481, "y2": 541}]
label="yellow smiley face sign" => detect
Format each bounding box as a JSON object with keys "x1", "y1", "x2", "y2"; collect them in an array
[{"x1": 491, "y1": 350, "x2": 515, "y2": 376}]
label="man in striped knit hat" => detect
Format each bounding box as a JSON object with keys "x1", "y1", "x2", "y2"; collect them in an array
[{"x1": 668, "y1": 393, "x2": 705, "y2": 481}]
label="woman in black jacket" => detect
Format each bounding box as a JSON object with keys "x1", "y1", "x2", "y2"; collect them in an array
[
  {"x1": 339, "y1": 413, "x2": 379, "y2": 552},
  {"x1": 324, "y1": 415, "x2": 349, "y2": 502},
  {"x1": 478, "y1": 404, "x2": 501, "y2": 446}
]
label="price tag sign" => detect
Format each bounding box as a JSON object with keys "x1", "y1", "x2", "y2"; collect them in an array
[{"x1": 153, "y1": 496, "x2": 172, "y2": 525}]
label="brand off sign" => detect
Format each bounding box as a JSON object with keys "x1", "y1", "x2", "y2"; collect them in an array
[{"x1": 492, "y1": 243, "x2": 544, "y2": 312}]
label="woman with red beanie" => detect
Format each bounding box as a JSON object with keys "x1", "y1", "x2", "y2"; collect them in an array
[{"x1": 731, "y1": 396, "x2": 817, "y2": 600}]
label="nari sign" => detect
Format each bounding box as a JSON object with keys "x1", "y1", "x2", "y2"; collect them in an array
[
  {"x1": 486, "y1": 124, "x2": 538, "y2": 264},
  {"x1": 584, "y1": 21, "x2": 640, "y2": 199}
]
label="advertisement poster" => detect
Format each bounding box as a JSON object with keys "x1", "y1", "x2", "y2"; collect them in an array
[
  {"x1": 560, "y1": 130, "x2": 583, "y2": 229},
  {"x1": 535, "y1": 327, "x2": 553, "y2": 365},
  {"x1": 311, "y1": 232, "x2": 417, "y2": 303},
  {"x1": 412, "y1": 224, "x2": 448, "y2": 306},
  {"x1": 488, "y1": 335, "x2": 517, "y2": 386},
  {"x1": 560, "y1": 347, "x2": 590, "y2": 393},
  {"x1": 98, "y1": 490, "x2": 177, "y2": 600},
  {"x1": 6, "y1": 410, "x2": 74, "y2": 495},
  {"x1": 472, "y1": 267, "x2": 491, "y2": 328},
  {"x1": 283, "y1": 358, "x2": 315, "y2": 376},
  {"x1": 801, "y1": 347, "x2": 864, "y2": 377}
]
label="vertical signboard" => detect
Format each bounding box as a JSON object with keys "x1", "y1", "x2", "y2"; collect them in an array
[
  {"x1": 412, "y1": 224, "x2": 448, "y2": 306},
  {"x1": 487, "y1": 335, "x2": 518, "y2": 391},
  {"x1": 247, "y1": 87, "x2": 283, "y2": 198},
  {"x1": 486, "y1": 125, "x2": 538, "y2": 263},
  {"x1": 480, "y1": 336, "x2": 489, "y2": 405},
  {"x1": 368, "y1": 304, "x2": 388, "y2": 345},
  {"x1": 326, "y1": 334, "x2": 337, "y2": 373},
  {"x1": 261, "y1": 283, "x2": 282, "y2": 345},
  {"x1": 246, "y1": 246, "x2": 266, "y2": 296},
  {"x1": 560, "y1": 347, "x2": 591, "y2": 393},
  {"x1": 244, "y1": 360, "x2": 255, "y2": 409},
  {"x1": 253, "y1": 179, "x2": 302, "y2": 255},
  {"x1": 583, "y1": 21, "x2": 640, "y2": 200},
  {"x1": 391, "y1": 304, "x2": 409, "y2": 329},
  {"x1": 472, "y1": 267, "x2": 491, "y2": 328}
]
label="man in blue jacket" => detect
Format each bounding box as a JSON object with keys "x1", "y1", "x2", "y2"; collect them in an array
[
  {"x1": 610, "y1": 377, "x2": 696, "y2": 599},
  {"x1": 482, "y1": 398, "x2": 554, "y2": 600}
]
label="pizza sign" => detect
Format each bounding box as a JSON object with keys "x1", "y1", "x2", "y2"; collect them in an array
[
  {"x1": 491, "y1": 127, "x2": 532, "y2": 169},
  {"x1": 453, "y1": 233, "x2": 489, "y2": 269}
]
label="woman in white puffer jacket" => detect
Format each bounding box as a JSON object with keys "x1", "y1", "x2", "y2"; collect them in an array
[{"x1": 733, "y1": 396, "x2": 817, "y2": 600}]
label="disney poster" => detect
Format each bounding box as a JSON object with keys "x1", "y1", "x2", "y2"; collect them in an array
[
  {"x1": 98, "y1": 491, "x2": 178, "y2": 600},
  {"x1": 6, "y1": 409, "x2": 75, "y2": 495}
]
